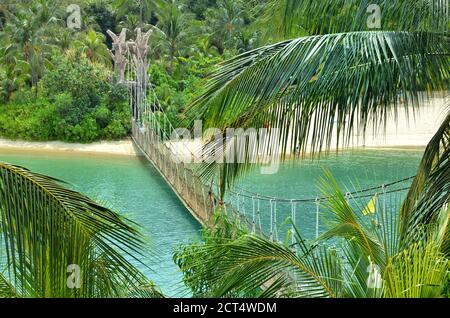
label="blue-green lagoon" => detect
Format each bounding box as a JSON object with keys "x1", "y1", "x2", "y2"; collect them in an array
[{"x1": 0, "y1": 146, "x2": 424, "y2": 295}]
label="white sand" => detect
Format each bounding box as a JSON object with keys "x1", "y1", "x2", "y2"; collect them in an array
[
  {"x1": 0, "y1": 138, "x2": 138, "y2": 156},
  {"x1": 349, "y1": 94, "x2": 448, "y2": 148}
]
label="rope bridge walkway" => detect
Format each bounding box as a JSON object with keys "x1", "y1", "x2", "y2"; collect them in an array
[
  {"x1": 226, "y1": 177, "x2": 413, "y2": 242},
  {"x1": 109, "y1": 28, "x2": 416, "y2": 242}
]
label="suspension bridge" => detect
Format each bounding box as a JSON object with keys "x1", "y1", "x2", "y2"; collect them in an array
[{"x1": 108, "y1": 28, "x2": 415, "y2": 242}]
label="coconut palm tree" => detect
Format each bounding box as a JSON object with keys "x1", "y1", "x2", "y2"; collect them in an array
[
  {"x1": 175, "y1": 171, "x2": 449, "y2": 298},
  {"x1": 191, "y1": 37, "x2": 219, "y2": 59},
  {"x1": 187, "y1": 0, "x2": 449, "y2": 221},
  {"x1": 204, "y1": 0, "x2": 246, "y2": 53},
  {"x1": 0, "y1": 161, "x2": 162, "y2": 298},
  {"x1": 152, "y1": 0, "x2": 196, "y2": 73},
  {"x1": 114, "y1": 0, "x2": 157, "y2": 27},
  {"x1": 73, "y1": 29, "x2": 112, "y2": 66},
  {"x1": 52, "y1": 29, "x2": 77, "y2": 54},
  {"x1": 179, "y1": 0, "x2": 449, "y2": 297},
  {"x1": 0, "y1": 0, "x2": 58, "y2": 97},
  {"x1": 118, "y1": 14, "x2": 141, "y2": 37},
  {"x1": 0, "y1": 55, "x2": 30, "y2": 101}
]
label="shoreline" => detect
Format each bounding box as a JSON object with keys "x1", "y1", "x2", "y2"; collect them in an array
[
  {"x1": 0, "y1": 138, "x2": 139, "y2": 156},
  {"x1": 0, "y1": 137, "x2": 426, "y2": 159}
]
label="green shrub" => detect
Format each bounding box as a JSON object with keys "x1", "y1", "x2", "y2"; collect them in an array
[
  {"x1": 68, "y1": 115, "x2": 99, "y2": 143},
  {"x1": 94, "y1": 105, "x2": 112, "y2": 129},
  {"x1": 103, "y1": 119, "x2": 128, "y2": 140},
  {"x1": 0, "y1": 53, "x2": 132, "y2": 143},
  {"x1": 105, "y1": 79, "x2": 129, "y2": 110},
  {"x1": 42, "y1": 54, "x2": 110, "y2": 124},
  {"x1": 53, "y1": 93, "x2": 76, "y2": 123}
]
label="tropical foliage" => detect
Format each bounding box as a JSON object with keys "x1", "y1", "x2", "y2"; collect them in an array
[
  {"x1": 0, "y1": 0, "x2": 264, "y2": 299},
  {"x1": 0, "y1": 0, "x2": 449, "y2": 299},
  {"x1": 0, "y1": 161, "x2": 161, "y2": 297},
  {"x1": 176, "y1": 0, "x2": 449, "y2": 298},
  {"x1": 188, "y1": 0, "x2": 449, "y2": 191},
  {"x1": 175, "y1": 172, "x2": 449, "y2": 298},
  {"x1": 0, "y1": 0, "x2": 260, "y2": 143}
]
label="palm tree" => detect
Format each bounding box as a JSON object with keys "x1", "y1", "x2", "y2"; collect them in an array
[
  {"x1": 73, "y1": 29, "x2": 112, "y2": 66},
  {"x1": 118, "y1": 14, "x2": 141, "y2": 36},
  {"x1": 114, "y1": 0, "x2": 157, "y2": 27},
  {"x1": 0, "y1": 0, "x2": 58, "y2": 97},
  {"x1": 234, "y1": 28, "x2": 258, "y2": 54},
  {"x1": 175, "y1": 172, "x2": 449, "y2": 297},
  {"x1": 0, "y1": 161, "x2": 162, "y2": 298},
  {"x1": 52, "y1": 29, "x2": 77, "y2": 54},
  {"x1": 178, "y1": 0, "x2": 449, "y2": 297},
  {"x1": 204, "y1": 0, "x2": 246, "y2": 53},
  {"x1": 0, "y1": 55, "x2": 30, "y2": 101},
  {"x1": 192, "y1": 37, "x2": 219, "y2": 59},
  {"x1": 152, "y1": 0, "x2": 196, "y2": 73}
]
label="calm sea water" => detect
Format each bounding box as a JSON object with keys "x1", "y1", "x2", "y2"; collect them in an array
[
  {"x1": 0, "y1": 149, "x2": 202, "y2": 297},
  {"x1": 0, "y1": 147, "x2": 424, "y2": 295},
  {"x1": 235, "y1": 147, "x2": 424, "y2": 239}
]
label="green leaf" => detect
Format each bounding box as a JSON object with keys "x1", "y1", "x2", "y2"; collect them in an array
[{"x1": 0, "y1": 161, "x2": 160, "y2": 298}]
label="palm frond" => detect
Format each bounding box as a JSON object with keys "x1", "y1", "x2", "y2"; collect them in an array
[
  {"x1": 187, "y1": 30, "x2": 449, "y2": 187},
  {"x1": 401, "y1": 103, "x2": 450, "y2": 249},
  {"x1": 340, "y1": 239, "x2": 384, "y2": 298},
  {"x1": 273, "y1": 0, "x2": 450, "y2": 36},
  {"x1": 0, "y1": 273, "x2": 16, "y2": 298},
  {"x1": 0, "y1": 161, "x2": 158, "y2": 298},
  {"x1": 383, "y1": 240, "x2": 448, "y2": 298},
  {"x1": 176, "y1": 230, "x2": 343, "y2": 298},
  {"x1": 317, "y1": 171, "x2": 386, "y2": 267}
]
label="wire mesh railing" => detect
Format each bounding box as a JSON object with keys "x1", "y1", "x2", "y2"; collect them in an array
[{"x1": 225, "y1": 176, "x2": 414, "y2": 241}]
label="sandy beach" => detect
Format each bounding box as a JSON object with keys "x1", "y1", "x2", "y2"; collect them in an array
[{"x1": 0, "y1": 138, "x2": 138, "y2": 156}]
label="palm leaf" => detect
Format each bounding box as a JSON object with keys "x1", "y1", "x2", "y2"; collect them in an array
[
  {"x1": 401, "y1": 103, "x2": 450, "y2": 249},
  {"x1": 187, "y1": 30, "x2": 449, "y2": 188},
  {"x1": 317, "y1": 171, "x2": 386, "y2": 267},
  {"x1": 0, "y1": 273, "x2": 16, "y2": 298},
  {"x1": 0, "y1": 161, "x2": 159, "y2": 298},
  {"x1": 383, "y1": 240, "x2": 448, "y2": 298},
  {"x1": 273, "y1": 0, "x2": 450, "y2": 36},
  {"x1": 176, "y1": 230, "x2": 343, "y2": 298}
]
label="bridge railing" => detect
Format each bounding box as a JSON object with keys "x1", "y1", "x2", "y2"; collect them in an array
[
  {"x1": 224, "y1": 176, "x2": 414, "y2": 242},
  {"x1": 132, "y1": 119, "x2": 219, "y2": 225},
  {"x1": 133, "y1": 116, "x2": 414, "y2": 245}
]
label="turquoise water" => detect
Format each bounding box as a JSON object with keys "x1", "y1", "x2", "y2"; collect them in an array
[
  {"x1": 0, "y1": 147, "x2": 424, "y2": 294},
  {"x1": 0, "y1": 149, "x2": 202, "y2": 297},
  {"x1": 235, "y1": 147, "x2": 424, "y2": 239}
]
